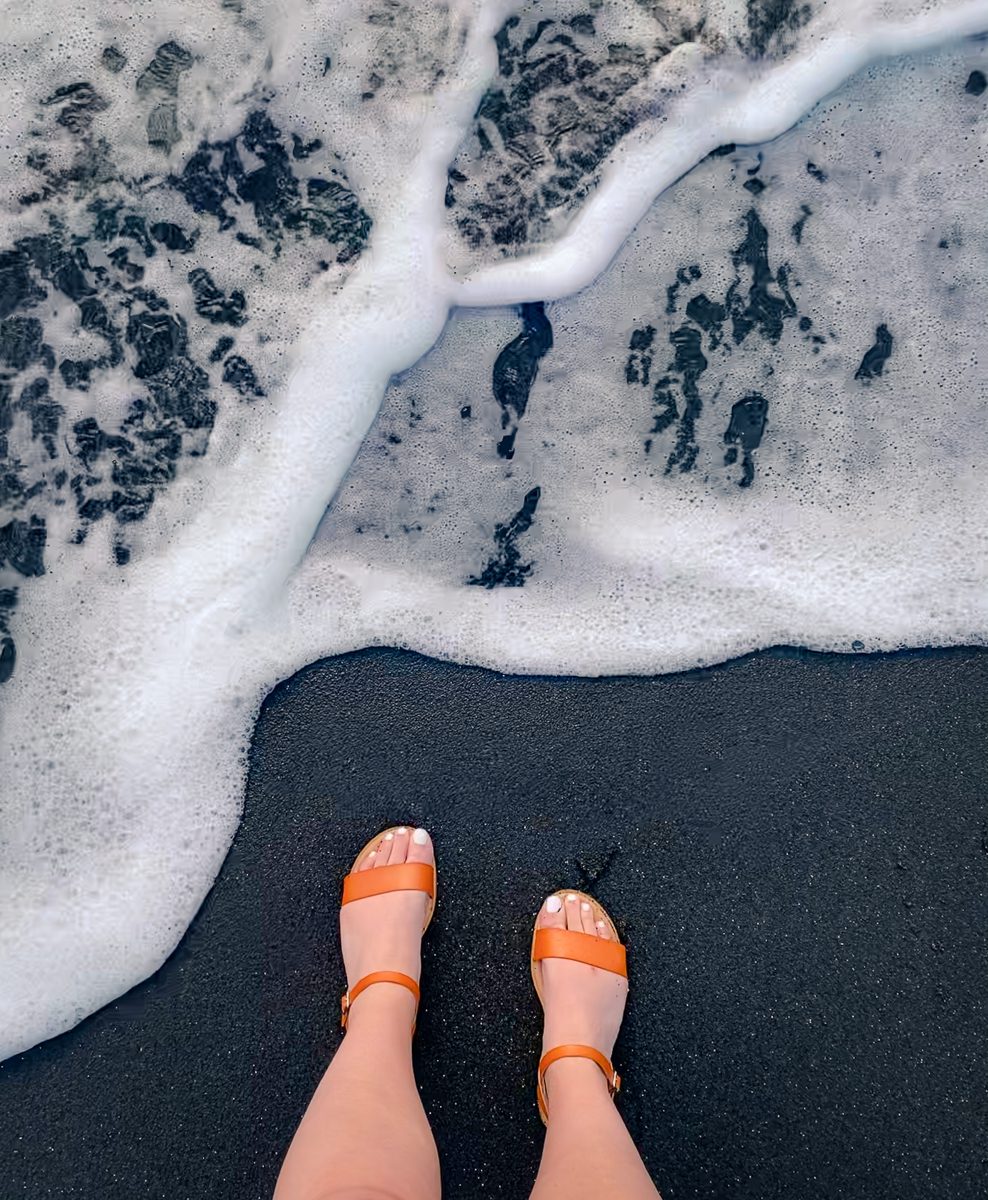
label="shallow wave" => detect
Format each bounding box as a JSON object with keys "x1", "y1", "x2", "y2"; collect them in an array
[{"x1": 0, "y1": 0, "x2": 986, "y2": 1059}]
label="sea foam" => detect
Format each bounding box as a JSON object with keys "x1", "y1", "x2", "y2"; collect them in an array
[{"x1": 1, "y1": 0, "x2": 986, "y2": 1059}]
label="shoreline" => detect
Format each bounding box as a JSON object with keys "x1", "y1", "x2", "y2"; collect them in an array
[{"x1": 2, "y1": 644, "x2": 986, "y2": 1200}]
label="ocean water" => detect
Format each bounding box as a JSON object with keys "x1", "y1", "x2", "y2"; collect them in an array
[{"x1": 1, "y1": 0, "x2": 986, "y2": 1060}]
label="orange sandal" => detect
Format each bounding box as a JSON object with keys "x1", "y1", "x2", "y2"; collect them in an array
[
  {"x1": 339, "y1": 827, "x2": 437, "y2": 1032},
  {"x1": 531, "y1": 889, "x2": 628, "y2": 1124}
]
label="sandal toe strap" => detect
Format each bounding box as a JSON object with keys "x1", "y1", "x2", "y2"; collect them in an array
[{"x1": 342, "y1": 862, "x2": 436, "y2": 905}]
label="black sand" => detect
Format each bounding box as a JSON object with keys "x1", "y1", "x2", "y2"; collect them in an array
[{"x1": 2, "y1": 647, "x2": 986, "y2": 1199}]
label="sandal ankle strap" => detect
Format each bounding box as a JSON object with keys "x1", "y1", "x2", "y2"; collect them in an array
[
  {"x1": 340, "y1": 971, "x2": 420, "y2": 1030},
  {"x1": 537, "y1": 1044, "x2": 621, "y2": 1120}
]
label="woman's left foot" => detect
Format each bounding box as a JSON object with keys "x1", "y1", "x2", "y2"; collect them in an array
[{"x1": 339, "y1": 827, "x2": 434, "y2": 1019}]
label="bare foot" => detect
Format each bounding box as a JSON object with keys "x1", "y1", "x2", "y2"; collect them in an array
[
  {"x1": 537, "y1": 891, "x2": 629, "y2": 1101},
  {"x1": 339, "y1": 826, "x2": 434, "y2": 1025}
]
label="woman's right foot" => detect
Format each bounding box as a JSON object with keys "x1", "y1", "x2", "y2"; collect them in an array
[{"x1": 537, "y1": 892, "x2": 629, "y2": 1099}]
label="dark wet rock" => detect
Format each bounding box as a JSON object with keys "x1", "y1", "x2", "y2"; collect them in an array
[
  {"x1": 118, "y1": 215, "x2": 155, "y2": 258},
  {"x1": 147, "y1": 102, "x2": 181, "y2": 153},
  {"x1": 127, "y1": 310, "x2": 188, "y2": 377},
  {"x1": 628, "y1": 209, "x2": 796, "y2": 477},
  {"x1": 0, "y1": 317, "x2": 45, "y2": 371},
  {"x1": 19, "y1": 109, "x2": 116, "y2": 206},
  {"x1": 644, "y1": 374, "x2": 679, "y2": 452},
  {"x1": 108, "y1": 246, "x2": 144, "y2": 283},
  {"x1": 113, "y1": 543, "x2": 131, "y2": 566},
  {"x1": 625, "y1": 324, "x2": 655, "y2": 386},
  {"x1": 150, "y1": 222, "x2": 199, "y2": 252},
  {"x1": 568, "y1": 14, "x2": 595, "y2": 35},
  {"x1": 684, "y1": 294, "x2": 726, "y2": 337},
  {"x1": 16, "y1": 234, "x2": 96, "y2": 302},
  {"x1": 0, "y1": 383, "x2": 12, "y2": 454},
  {"x1": 59, "y1": 358, "x2": 97, "y2": 390},
  {"x1": 492, "y1": 302, "x2": 553, "y2": 459},
  {"x1": 222, "y1": 354, "x2": 264, "y2": 398},
  {"x1": 460, "y1": 405, "x2": 471, "y2": 419},
  {"x1": 137, "y1": 42, "x2": 193, "y2": 98},
  {"x1": 188, "y1": 268, "x2": 246, "y2": 326},
  {"x1": 806, "y1": 160, "x2": 827, "y2": 182},
  {"x1": 299, "y1": 179, "x2": 372, "y2": 263},
  {"x1": 101, "y1": 46, "x2": 127, "y2": 73},
  {"x1": 728, "y1": 209, "x2": 797, "y2": 344},
  {"x1": 170, "y1": 145, "x2": 240, "y2": 230},
  {"x1": 0, "y1": 250, "x2": 47, "y2": 318},
  {"x1": 745, "y1": 0, "x2": 813, "y2": 57},
  {"x1": 79, "y1": 296, "x2": 123, "y2": 367},
  {"x1": 108, "y1": 487, "x2": 155, "y2": 523},
  {"x1": 445, "y1": 166, "x2": 468, "y2": 209},
  {"x1": 724, "y1": 392, "x2": 769, "y2": 487},
  {"x1": 169, "y1": 109, "x2": 371, "y2": 262},
  {"x1": 452, "y1": 15, "x2": 663, "y2": 252},
  {"x1": 0, "y1": 636, "x2": 14, "y2": 684},
  {"x1": 965, "y1": 70, "x2": 986, "y2": 96},
  {"x1": 792, "y1": 203, "x2": 812, "y2": 243},
  {"x1": 291, "y1": 134, "x2": 323, "y2": 160},
  {"x1": 743, "y1": 176, "x2": 766, "y2": 194},
  {"x1": 467, "y1": 486, "x2": 541, "y2": 588},
  {"x1": 0, "y1": 516, "x2": 47, "y2": 577},
  {"x1": 71, "y1": 417, "x2": 133, "y2": 469},
  {"x1": 706, "y1": 143, "x2": 736, "y2": 160},
  {"x1": 126, "y1": 286, "x2": 170, "y2": 313},
  {"x1": 799, "y1": 315, "x2": 812, "y2": 331},
  {"x1": 41, "y1": 82, "x2": 110, "y2": 134},
  {"x1": 145, "y1": 358, "x2": 214, "y2": 428},
  {"x1": 89, "y1": 199, "x2": 123, "y2": 242},
  {"x1": 855, "y1": 323, "x2": 893, "y2": 381},
  {"x1": 666, "y1": 265, "x2": 702, "y2": 315},
  {"x1": 664, "y1": 326, "x2": 708, "y2": 474},
  {"x1": 209, "y1": 335, "x2": 235, "y2": 363},
  {"x1": 19, "y1": 377, "x2": 62, "y2": 455}
]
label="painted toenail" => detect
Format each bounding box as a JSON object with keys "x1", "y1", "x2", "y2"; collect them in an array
[
  {"x1": 397, "y1": 827, "x2": 407, "y2": 834},
  {"x1": 581, "y1": 902, "x2": 591, "y2": 912},
  {"x1": 596, "y1": 921, "x2": 606, "y2": 929},
  {"x1": 412, "y1": 828, "x2": 429, "y2": 845},
  {"x1": 546, "y1": 895, "x2": 562, "y2": 913},
  {"x1": 566, "y1": 894, "x2": 577, "y2": 903},
  {"x1": 385, "y1": 833, "x2": 394, "y2": 841}
]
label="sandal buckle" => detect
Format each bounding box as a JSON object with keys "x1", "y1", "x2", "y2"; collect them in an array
[
  {"x1": 340, "y1": 991, "x2": 350, "y2": 1030},
  {"x1": 610, "y1": 1070, "x2": 621, "y2": 1095}
]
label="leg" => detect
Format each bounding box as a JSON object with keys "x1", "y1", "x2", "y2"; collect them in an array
[
  {"x1": 529, "y1": 894, "x2": 662, "y2": 1200},
  {"x1": 274, "y1": 827, "x2": 441, "y2": 1200}
]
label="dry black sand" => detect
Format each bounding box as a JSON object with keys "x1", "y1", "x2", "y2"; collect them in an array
[{"x1": 2, "y1": 646, "x2": 986, "y2": 1199}]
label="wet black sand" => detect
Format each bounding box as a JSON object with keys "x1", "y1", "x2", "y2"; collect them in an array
[{"x1": 2, "y1": 646, "x2": 986, "y2": 1199}]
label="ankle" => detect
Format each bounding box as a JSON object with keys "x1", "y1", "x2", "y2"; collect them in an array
[
  {"x1": 344, "y1": 982, "x2": 417, "y2": 1033},
  {"x1": 541, "y1": 1056, "x2": 615, "y2": 1108}
]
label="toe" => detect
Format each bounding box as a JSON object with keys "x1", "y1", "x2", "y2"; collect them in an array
[
  {"x1": 407, "y1": 827, "x2": 435, "y2": 866},
  {"x1": 579, "y1": 899, "x2": 597, "y2": 936},
  {"x1": 375, "y1": 830, "x2": 397, "y2": 866},
  {"x1": 595, "y1": 918, "x2": 611, "y2": 939},
  {"x1": 357, "y1": 833, "x2": 388, "y2": 871},
  {"x1": 564, "y1": 892, "x2": 582, "y2": 931},
  {"x1": 388, "y1": 826, "x2": 411, "y2": 865},
  {"x1": 538, "y1": 892, "x2": 566, "y2": 929}
]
